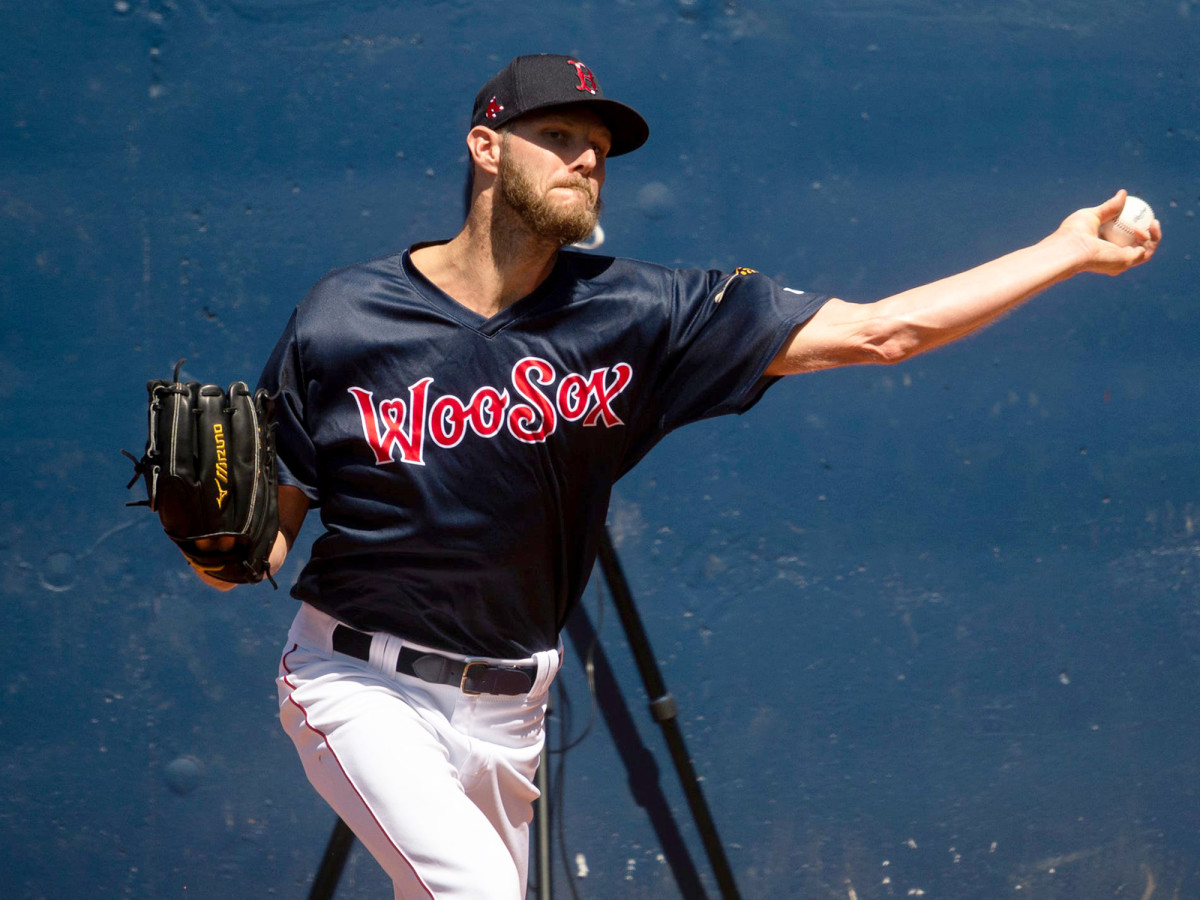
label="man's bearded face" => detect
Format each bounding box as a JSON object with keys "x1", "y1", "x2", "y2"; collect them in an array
[{"x1": 497, "y1": 135, "x2": 602, "y2": 246}]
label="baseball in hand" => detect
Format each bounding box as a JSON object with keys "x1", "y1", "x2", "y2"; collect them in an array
[{"x1": 1099, "y1": 195, "x2": 1154, "y2": 247}]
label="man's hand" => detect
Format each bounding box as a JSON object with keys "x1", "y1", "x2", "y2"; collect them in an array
[
  {"x1": 1054, "y1": 189, "x2": 1161, "y2": 277},
  {"x1": 185, "y1": 544, "x2": 238, "y2": 591},
  {"x1": 188, "y1": 487, "x2": 308, "y2": 592}
]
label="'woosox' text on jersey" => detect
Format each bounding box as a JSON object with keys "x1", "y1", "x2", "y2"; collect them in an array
[{"x1": 348, "y1": 356, "x2": 634, "y2": 465}]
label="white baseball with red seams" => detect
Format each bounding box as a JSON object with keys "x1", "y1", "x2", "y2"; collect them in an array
[{"x1": 1099, "y1": 195, "x2": 1154, "y2": 247}]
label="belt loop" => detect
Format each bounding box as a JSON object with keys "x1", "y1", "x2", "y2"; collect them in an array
[
  {"x1": 530, "y1": 645, "x2": 560, "y2": 697},
  {"x1": 373, "y1": 632, "x2": 401, "y2": 675}
]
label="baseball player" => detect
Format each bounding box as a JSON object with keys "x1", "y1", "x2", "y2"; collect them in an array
[{"x1": 193, "y1": 54, "x2": 1159, "y2": 899}]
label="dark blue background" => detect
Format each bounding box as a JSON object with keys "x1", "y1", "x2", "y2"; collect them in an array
[{"x1": 2, "y1": 1, "x2": 1197, "y2": 897}]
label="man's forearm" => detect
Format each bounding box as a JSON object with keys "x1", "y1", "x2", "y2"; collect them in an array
[{"x1": 865, "y1": 230, "x2": 1092, "y2": 361}]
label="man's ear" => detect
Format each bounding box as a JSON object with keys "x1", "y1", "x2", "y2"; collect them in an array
[{"x1": 467, "y1": 126, "x2": 503, "y2": 177}]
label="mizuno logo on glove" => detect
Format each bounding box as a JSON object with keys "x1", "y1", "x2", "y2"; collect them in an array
[{"x1": 212, "y1": 423, "x2": 230, "y2": 509}]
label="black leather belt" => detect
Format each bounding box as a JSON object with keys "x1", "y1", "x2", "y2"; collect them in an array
[{"x1": 331, "y1": 624, "x2": 536, "y2": 696}]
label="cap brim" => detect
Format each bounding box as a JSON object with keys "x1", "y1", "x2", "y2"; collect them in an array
[
  {"x1": 502, "y1": 98, "x2": 649, "y2": 157},
  {"x1": 586, "y1": 99, "x2": 649, "y2": 157}
]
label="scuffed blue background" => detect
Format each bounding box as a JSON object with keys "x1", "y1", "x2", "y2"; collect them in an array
[{"x1": 2, "y1": 0, "x2": 1197, "y2": 897}]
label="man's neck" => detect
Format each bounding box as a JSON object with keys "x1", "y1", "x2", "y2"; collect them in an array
[{"x1": 410, "y1": 205, "x2": 561, "y2": 319}]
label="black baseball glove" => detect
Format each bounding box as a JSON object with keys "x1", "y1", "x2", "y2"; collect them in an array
[{"x1": 125, "y1": 361, "x2": 279, "y2": 587}]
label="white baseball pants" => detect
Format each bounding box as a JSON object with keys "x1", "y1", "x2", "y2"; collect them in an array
[{"x1": 277, "y1": 602, "x2": 562, "y2": 899}]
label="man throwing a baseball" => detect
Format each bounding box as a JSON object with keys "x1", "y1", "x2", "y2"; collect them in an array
[{"x1": 193, "y1": 54, "x2": 1158, "y2": 898}]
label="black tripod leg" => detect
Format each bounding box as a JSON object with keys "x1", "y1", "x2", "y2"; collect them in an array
[
  {"x1": 308, "y1": 817, "x2": 355, "y2": 900},
  {"x1": 565, "y1": 605, "x2": 710, "y2": 899},
  {"x1": 535, "y1": 694, "x2": 553, "y2": 900},
  {"x1": 595, "y1": 528, "x2": 742, "y2": 900}
]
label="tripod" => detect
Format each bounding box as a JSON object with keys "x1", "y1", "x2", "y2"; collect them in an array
[{"x1": 307, "y1": 528, "x2": 742, "y2": 900}]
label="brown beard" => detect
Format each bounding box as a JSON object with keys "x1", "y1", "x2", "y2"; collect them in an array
[{"x1": 497, "y1": 137, "x2": 602, "y2": 247}]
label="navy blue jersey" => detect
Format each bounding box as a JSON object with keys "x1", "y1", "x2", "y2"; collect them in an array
[{"x1": 258, "y1": 246, "x2": 829, "y2": 658}]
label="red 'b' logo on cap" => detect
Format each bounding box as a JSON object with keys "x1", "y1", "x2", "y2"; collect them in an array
[
  {"x1": 485, "y1": 95, "x2": 504, "y2": 119},
  {"x1": 567, "y1": 59, "x2": 598, "y2": 94}
]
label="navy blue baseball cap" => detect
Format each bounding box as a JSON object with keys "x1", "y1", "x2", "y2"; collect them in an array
[{"x1": 471, "y1": 54, "x2": 649, "y2": 156}]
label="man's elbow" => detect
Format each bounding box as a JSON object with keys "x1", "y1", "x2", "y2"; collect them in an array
[
  {"x1": 857, "y1": 320, "x2": 921, "y2": 365},
  {"x1": 773, "y1": 313, "x2": 925, "y2": 373}
]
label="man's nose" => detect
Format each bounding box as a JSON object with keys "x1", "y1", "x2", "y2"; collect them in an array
[{"x1": 571, "y1": 146, "x2": 598, "y2": 175}]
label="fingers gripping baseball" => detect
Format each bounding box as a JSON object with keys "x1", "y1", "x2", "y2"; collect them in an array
[{"x1": 1058, "y1": 190, "x2": 1162, "y2": 276}]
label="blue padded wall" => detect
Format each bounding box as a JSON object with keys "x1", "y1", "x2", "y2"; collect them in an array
[{"x1": 2, "y1": 1, "x2": 1197, "y2": 896}]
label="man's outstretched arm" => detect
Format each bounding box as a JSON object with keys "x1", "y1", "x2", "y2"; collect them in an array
[{"x1": 767, "y1": 190, "x2": 1161, "y2": 376}]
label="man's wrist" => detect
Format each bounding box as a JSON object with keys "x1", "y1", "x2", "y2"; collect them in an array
[{"x1": 1039, "y1": 228, "x2": 1094, "y2": 280}]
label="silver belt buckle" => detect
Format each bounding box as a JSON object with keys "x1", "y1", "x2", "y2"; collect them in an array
[{"x1": 460, "y1": 660, "x2": 488, "y2": 695}]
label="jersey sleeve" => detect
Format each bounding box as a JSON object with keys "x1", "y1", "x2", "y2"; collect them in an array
[
  {"x1": 652, "y1": 268, "x2": 829, "y2": 432},
  {"x1": 257, "y1": 310, "x2": 321, "y2": 505}
]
